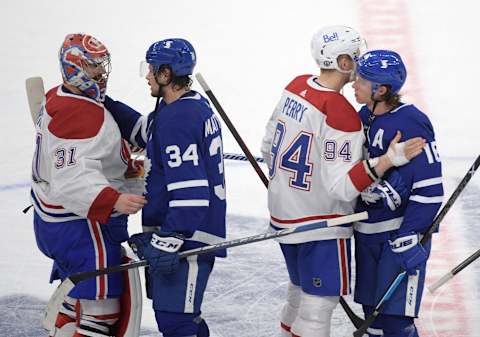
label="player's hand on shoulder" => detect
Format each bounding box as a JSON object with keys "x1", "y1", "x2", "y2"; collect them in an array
[
  {"x1": 386, "y1": 131, "x2": 425, "y2": 167},
  {"x1": 114, "y1": 193, "x2": 147, "y2": 214},
  {"x1": 389, "y1": 231, "x2": 428, "y2": 275},
  {"x1": 144, "y1": 231, "x2": 185, "y2": 275}
]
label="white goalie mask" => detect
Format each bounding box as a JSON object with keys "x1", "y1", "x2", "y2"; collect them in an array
[{"x1": 311, "y1": 25, "x2": 366, "y2": 73}]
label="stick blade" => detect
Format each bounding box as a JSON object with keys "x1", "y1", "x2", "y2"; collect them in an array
[
  {"x1": 25, "y1": 76, "x2": 45, "y2": 124},
  {"x1": 43, "y1": 278, "x2": 75, "y2": 331}
]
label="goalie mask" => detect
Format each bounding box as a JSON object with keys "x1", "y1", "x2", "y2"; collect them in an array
[
  {"x1": 311, "y1": 25, "x2": 365, "y2": 73},
  {"x1": 59, "y1": 33, "x2": 111, "y2": 102}
]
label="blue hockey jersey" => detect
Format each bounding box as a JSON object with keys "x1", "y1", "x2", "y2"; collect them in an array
[
  {"x1": 354, "y1": 103, "x2": 444, "y2": 243},
  {"x1": 104, "y1": 91, "x2": 227, "y2": 257}
]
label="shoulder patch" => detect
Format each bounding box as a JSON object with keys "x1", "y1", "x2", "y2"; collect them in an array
[{"x1": 46, "y1": 88, "x2": 104, "y2": 139}]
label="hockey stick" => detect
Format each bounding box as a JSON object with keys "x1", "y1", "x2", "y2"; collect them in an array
[
  {"x1": 429, "y1": 246, "x2": 480, "y2": 293},
  {"x1": 195, "y1": 73, "x2": 269, "y2": 188},
  {"x1": 195, "y1": 73, "x2": 365, "y2": 329},
  {"x1": 25, "y1": 76, "x2": 45, "y2": 124},
  {"x1": 223, "y1": 152, "x2": 265, "y2": 163},
  {"x1": 353, "y1": 154, "x2": 480, "y2": 337},
  {"x1": 44, "y1": 212, "x2": 367, "y2": 330}
]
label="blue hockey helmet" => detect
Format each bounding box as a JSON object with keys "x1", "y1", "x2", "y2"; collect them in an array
[
  {"x1": 356, "y1": 50, "x2": 407, "y2": 95},
  {"x1": 145, "y1": 38, "x2": 196, "y2": 76}
]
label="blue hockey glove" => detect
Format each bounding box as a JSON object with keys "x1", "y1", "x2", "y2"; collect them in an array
[
  {"x1": 128, "y1": 232, "x2": 153, "y2": 259},
  {"x1": 389, "y1": 232, "x2": 428, "y2": 275},
  {"x1": 143, "y1": 232, "x2": 185, "y2": 275},
  {"x1": 361, "y1": 170, "x2": 408, "y2": 211}
]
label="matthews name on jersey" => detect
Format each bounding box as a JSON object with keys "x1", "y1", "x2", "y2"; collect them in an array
[
  {"x1": 104, "y1": 91, "x2": 227, "y2": 256},
  {"x1": 261, "y1": 74, "x2": 377, "y2": 244},
  {"x1": 31, "y1": 86, "x2": 133, "y2": 224},
  {"x1": 354, "y1": 103, "x2": 444, "y2": 242}
]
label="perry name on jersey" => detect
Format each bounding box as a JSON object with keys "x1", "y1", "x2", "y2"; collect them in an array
[
  {"x1": 31, "y1": 86, "x2": 136, "y2": 224},
  {"x1": 104, "y1": 91, "x2": 227, "y2": 256},
  {"x1": 261, "y1": 75, "x2": 377, "y2": 244},
  {"x1": 354, "y1": 103, "x2": 444, "y2": 242}
]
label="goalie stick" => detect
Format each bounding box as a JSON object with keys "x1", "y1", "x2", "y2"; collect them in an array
[
  {"x1": 353, "y1": 154, "x2": 480, "y2": 337},
  {"x1": 194, "y1": 72, "x2": 365, "y2": 329},
  {"x1": 25, "y1": 76, "x2": 45, "y2": 123},
  {"x1": 44, "y1": 212, "x2": 368, "y2": 330}
]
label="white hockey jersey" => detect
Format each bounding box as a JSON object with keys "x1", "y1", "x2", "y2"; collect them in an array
[
  {"x1": 261, "y1": 75, "x2": 375, "y2": 243},
  {"x1": 31, "y1": 86, "x2": 133, "y2": 224}
]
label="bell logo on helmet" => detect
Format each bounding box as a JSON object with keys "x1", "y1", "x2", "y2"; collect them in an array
[{"x1": 323, "y1": 32, "x2": 339, "y2": 43}]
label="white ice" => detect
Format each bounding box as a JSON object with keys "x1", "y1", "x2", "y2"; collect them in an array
[{"x1": 1, "y1": 0, "x2": 479, "y2": 336}]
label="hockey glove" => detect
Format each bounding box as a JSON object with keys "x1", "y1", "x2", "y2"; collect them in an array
[
  {"x1": 389, "y1": 232, "x2": 428, "y2": 275},
  {"x1": 360, "y1": 170, "x2": 408, "y2": 211},
  {"x1": 143, "y1": 232, "x2": 185, "y2": 275},
  {"x1": 128, "y1": 232, "x2": 153, "y2": 259}
]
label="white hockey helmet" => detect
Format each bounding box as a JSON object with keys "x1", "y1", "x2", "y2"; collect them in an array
[{"x1": 311, "y1": 25, "x2": 364, "y2": 72}]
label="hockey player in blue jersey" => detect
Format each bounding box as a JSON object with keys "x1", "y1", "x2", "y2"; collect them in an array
[
  {"x1": 352, "y1": 50, "x2": 444, "y2": 337},
  {"x1": 103, "y1": 38, "x2": 226, "y2": 337}
]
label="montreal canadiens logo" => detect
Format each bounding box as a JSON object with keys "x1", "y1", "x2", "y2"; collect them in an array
[{"x1": 82, "y1": 35, "x2": 107, "y2": 54}]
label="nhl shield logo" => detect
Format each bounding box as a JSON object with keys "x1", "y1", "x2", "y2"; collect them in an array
[{"x1": 312, "y1": 278, "x2": 322, "y2": 288}]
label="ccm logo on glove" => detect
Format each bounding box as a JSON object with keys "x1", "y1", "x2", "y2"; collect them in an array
[{"x1": 151, "y1": 233, "x2": 183, "y2": 253}]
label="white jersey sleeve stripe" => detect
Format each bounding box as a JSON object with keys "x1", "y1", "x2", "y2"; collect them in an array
[
  {"x1": 169, "y1": 200, "x2": 210, "y2": 207},
  {"x1": 409, "y1": 195, "x2": 443, "y2": 204},
  {"x1": 167, "y1": 179, "x2": 209, "y2": 191},
  {"x1": 412, "y1": 177, "x2": 442, "y2": 189}
]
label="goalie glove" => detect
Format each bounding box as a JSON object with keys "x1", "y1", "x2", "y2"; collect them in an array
[
  {"x1": 389, "y1": 232, "x2": 428, "y2": 275},
  {"x1": 361, "y1": 170, "x2": 408, "y2": 211}
]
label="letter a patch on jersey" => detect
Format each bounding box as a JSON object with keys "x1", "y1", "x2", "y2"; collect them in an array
[{"x1": 371, "y1": 128, "x2": 384, "y2": 150}]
